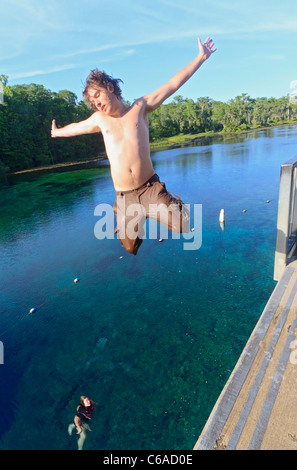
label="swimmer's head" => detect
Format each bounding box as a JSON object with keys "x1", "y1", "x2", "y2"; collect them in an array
[{"x1": 80, "y1": 395, "x2": 91, "y2": 407}]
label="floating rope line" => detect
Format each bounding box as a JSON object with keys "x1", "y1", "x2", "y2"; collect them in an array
[
  {"x1": 0, "y1": 275, "x2": 85, "y2": 338},
  {"x1": 0, "y1": 252, "x2": 127, "y2": 339}
]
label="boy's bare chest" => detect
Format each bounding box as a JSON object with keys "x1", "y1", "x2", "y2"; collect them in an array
[{"x1": 101, "y1": 108, "x2": 149, "y2": 143}]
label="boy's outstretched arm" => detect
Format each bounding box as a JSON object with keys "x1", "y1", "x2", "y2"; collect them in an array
[
  {"x1": 51, "y1": 113, "x2": 101, "y2": 138},
  {"x1": 144, "y1": 37, "x2": 216, "y2": 113}
]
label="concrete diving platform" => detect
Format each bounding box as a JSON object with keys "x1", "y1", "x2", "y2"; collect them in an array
[{"x1": 194, "y1": 259, "x2": 297, "y2": 450}]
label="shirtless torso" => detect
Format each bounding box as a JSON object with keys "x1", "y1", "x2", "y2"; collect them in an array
[{"x1": 90, "y1": 96, "x2": 155, "y2": 191}]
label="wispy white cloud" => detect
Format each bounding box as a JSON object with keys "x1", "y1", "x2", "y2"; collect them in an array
[
  {"x1": 270, "y1": 54, "x2": 284, "y2": 61},
  {"x1": 7, "y1": 49, "x2": 137, "y2": 80},
  {"x1": 49, "y1": 29, "x2": 221, "y2": 62},
  {"x1": 45, "y1": 16, "x2": 297, "y2": 65},
  {"x1": 8, "y1": 64, "x2": 77, "y2": 80},
  {"x1": 246, "y1": 20, "x2": 297, "y2": 33}
]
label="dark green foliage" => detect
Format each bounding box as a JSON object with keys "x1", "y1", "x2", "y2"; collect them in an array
[
  {"x1": 148, "y1": 93, "x2": 297, "y2": 140},
  {"x1": 0, "y1": 82, "x2": 105, "y2": 174}
]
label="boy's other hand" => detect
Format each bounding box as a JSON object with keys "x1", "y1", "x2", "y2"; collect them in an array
[{"x1": 51, "y1": 119, "x2": 57, "y2": 138}]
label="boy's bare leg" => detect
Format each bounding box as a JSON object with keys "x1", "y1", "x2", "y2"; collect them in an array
[{"x1": 77, "y1": 430, "x2": 87, "y2": 450}]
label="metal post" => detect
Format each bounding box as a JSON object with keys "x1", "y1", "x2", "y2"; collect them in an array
[{"x1": 274, "y1": 157, "x2": 297, "y2": 281}]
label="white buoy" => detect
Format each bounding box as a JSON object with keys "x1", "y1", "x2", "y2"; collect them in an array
[
  {"x1": 119, "y1": 256, "x2": 123, "y2": 259},
  {"x1": 74, "y1": 278, "x2": 80, "y2": 283},
  {"x1": 219, "y1": 209, "x2": 225, "y2": 223},
  {"x1": 158, "y1": 238, "x2": 163, "y2": 242},
  {"x1": 29, "y1": 308, "x2": 37, "y2": 314},
  {"x1": 266, "y1": 200, "x2": 270, "y2": 204},
  {"x1": 242, "y1": 209, "x2": 247, "y2": 213}
]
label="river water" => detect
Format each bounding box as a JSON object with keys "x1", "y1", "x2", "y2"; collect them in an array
[{"x1": 0, "y1": 125, "x2": 297, "y2": 450}]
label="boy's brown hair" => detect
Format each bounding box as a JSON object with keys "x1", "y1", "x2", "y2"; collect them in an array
[{"x1": 83, "y1": 69, "x2": 123, "y2": 110}]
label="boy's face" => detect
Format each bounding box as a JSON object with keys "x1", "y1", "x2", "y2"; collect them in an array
[{"x1": 87, "y1": 84, "x2": 116, "y2": 114}]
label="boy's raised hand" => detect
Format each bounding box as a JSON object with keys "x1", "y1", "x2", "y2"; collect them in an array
[{"x1": 198, "y1": 37, "x2": 216, "y2": 60}]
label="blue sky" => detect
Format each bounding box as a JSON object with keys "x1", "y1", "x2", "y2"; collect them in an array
[{"x1": 1, "y1": 0, "x2": 297, "y2": 104}]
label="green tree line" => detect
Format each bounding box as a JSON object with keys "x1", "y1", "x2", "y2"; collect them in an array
[
  {"x1": 1, "y1": 74, "x2": 297, "y2": 177},
  {"x1": 149, "y1": 93, "x2": 297, "y2": 140}
]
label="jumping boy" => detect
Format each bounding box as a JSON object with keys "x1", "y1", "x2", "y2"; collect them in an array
[{"x1": 51, "y1": 37, "x2": 216, "y2": 254}]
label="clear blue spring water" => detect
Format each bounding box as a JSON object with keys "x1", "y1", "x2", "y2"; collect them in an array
[{"x1": 0, "y1": 125, "x2": 297, "y2": 449}]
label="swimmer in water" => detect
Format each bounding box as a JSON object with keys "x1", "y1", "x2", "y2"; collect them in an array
[
  {"x1": 68, "y1": 396, "x2": 95, "y2": 450},
  {"x1": 52, "y1": 37, "x2": 216, "y2": 254}
]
